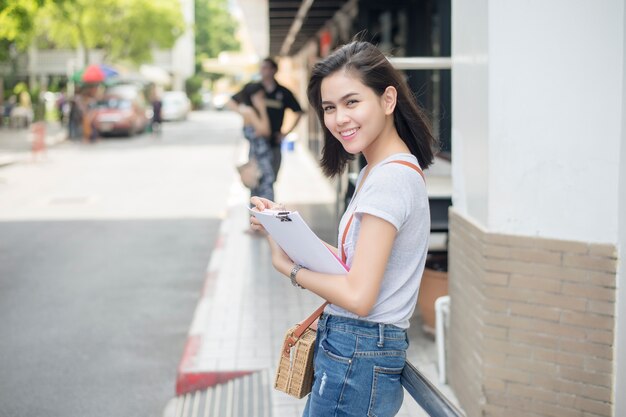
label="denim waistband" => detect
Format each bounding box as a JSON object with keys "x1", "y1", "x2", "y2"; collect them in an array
[{"x1": 319, "y1": 313, "x2": 407, "y2": 341}]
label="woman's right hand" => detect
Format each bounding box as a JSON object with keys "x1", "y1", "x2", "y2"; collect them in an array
[
  {"x1": 249, "y1": 197, "x2": 284, "y2": 232},
  {"x1": 250, "y1": 196, "x2": 276, "y2": 211}
]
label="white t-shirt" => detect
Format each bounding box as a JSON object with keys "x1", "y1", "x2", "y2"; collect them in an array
[{"x1": 325, "y1": 153, "x2": 430, "y2": 328}]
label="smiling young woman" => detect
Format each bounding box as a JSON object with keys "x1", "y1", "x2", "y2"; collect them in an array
[{"x1": 250, "y1": 41, "x2": 437, "y2": 416}]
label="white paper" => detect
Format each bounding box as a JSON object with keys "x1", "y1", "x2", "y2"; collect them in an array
[{"x1": 249, "y1": 208, "x2": 348, "y2": 275}]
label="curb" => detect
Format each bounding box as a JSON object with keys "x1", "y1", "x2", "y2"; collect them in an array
[
  {"x1": 175, "y1": 196, "x2": 257, "y2": 396},
  {"x1": 0, "y1": 128, "x2": 66, "y2": 168},
  {"x1": 0, "y1": 155, "x2": 18, "y2": 168}
]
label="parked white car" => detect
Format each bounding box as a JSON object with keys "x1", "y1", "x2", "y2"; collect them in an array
[{"x1": 161, "y1": 91, "x2": 191, "y2": 121}]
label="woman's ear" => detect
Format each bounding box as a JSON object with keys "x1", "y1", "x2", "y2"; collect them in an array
[{"x1": 381, "y1": 86, "x2": 397, "y2": 115}]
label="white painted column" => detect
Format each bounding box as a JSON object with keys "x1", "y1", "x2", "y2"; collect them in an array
[
  {"x1": 451, "y1": 0, "x2": 489, "y2": 227},
  {"x1": 615, "y1": 4, "x2": 626, "y2": 415},
  {"x1": 171, "y1": 0, "x2": 195, "y2": 91},
  {"x1": 453, "y1": 0, "x2": 624, "y2": 244},
  {"x1": 487, "y1": 1, "x2": 623, "y2": 244}
]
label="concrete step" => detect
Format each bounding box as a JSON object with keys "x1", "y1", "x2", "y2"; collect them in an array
[{"x1": 165, "y1": 370, "x2": 272, "y2": 417}]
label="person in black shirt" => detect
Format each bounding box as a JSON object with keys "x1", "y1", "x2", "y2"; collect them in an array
[{"x1": 230, "y1": 58, "x2": 304, "y2": 184}]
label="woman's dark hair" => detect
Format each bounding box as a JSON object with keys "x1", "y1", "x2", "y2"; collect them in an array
[{"x1": 307, "y1": 41, "x2": 438, "y2": 177}]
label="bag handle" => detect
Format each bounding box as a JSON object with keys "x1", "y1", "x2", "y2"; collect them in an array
[{"x1": 282, "y1": 302, "x2": 328, "y2": 357}]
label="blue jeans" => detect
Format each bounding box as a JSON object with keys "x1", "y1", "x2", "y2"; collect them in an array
[
  {"x1": 244, "y1": 126, "x2": 275, "y2": 201},
  {"x1": 303, "y1": 314, "x2": 408, "y2": 417}
]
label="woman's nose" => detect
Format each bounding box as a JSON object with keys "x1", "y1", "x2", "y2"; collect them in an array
[{"x1": 335, "y1": 107, "x2": 350, "y2": 125}]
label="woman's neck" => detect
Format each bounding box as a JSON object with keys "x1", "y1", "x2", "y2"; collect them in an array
[{"x1": 362, "y1": 122, "x2": 410, "y2": 168}]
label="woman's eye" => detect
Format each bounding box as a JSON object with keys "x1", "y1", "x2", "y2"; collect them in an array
[
  {"x1": 346, "y1": 99, "x2": 358, "y2": 106},
  {"x1": 323, "y1": 105, "x2": 335, "y2": 113}
]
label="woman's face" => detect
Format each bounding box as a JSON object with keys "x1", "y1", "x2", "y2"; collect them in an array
[{"x1": 320, "y1": 70, "x2": 388, "y2": 156}]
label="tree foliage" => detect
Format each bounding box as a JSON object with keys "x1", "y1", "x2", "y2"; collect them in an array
[
  {"x1": 1, "y1": 0, "x2": 241, "y2": 78},
  {"x1": 0, "y1": 0, "x2": 44, "y2": 54},
  {"x1": 33, "y1": 0, "x2": 185, "y2": 65},
  {"x1": 194, "y1": 0, "x2": 239, "y2": 64}
]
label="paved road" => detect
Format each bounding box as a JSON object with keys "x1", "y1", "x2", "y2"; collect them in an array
[{"x1": 0, "y1": 111, "x2": 242, "y2": 417}]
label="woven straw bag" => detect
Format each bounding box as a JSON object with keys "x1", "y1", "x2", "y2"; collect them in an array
[{"x1": 274, "y1": 302, "x2": 328, "y2": 398}]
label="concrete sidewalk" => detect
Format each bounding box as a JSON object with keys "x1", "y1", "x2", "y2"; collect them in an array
[{"x1": 167, "y1": 142, "x2": 461, "y2": 417}]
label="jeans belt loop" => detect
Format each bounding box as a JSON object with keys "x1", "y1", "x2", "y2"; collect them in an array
[{"x1": 377, "y1": 323, "x2": 385, "y2": 348}]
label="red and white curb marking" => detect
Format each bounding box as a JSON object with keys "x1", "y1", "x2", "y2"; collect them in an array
[{"x1": 175, "y1": 185, "x2": 255, "y2": 396}]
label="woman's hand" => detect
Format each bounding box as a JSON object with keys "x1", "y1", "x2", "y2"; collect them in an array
[
  {"x1": 249, "y1": 197, "x2": 285, "y2": 233},
  {"x1": 250, "y1": 90, "x2": 266, "y2": 111},
  {"x1": 250, "y1": 196, "x2": 276, "y2": 211}
]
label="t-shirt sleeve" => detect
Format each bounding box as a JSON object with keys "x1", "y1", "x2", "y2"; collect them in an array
[
  {"x1": 283, "y1": 89, "x2": 303, "y2": 113},
  {"x1": 354, "y1": 164, "x2": 419, "y2": 231}
]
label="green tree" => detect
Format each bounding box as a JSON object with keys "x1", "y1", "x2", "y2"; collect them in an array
[
  {"x1": 0, "y1": 0, "x2": 46, "y2": 101},
  {"x1": 0, "y1": 0, "x2": 43, "y2": 53},
  {"x1": 194, "y1": 0, "x2": 239, "y2": 71},
  {"x1": 35, "y1": 0, "x2": 185, "y2": 66}
]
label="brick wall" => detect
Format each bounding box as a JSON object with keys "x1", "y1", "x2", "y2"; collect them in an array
[{"x1": 447, "y1": 208, "x2": 617, "y2": 417}]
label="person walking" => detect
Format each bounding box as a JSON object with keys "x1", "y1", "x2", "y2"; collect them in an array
[{"x1": 250, "y1": 41, "x2": 437, "y2": 416}]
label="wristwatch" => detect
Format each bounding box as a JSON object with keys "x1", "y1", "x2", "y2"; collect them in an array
[{"x1": 290, "y1": 264, "x2": 304, "y2": 288}]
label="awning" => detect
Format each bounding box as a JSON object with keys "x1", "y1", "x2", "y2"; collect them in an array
[{"x1": 268, "y1": 0, "x2": 348, "y2": 56}]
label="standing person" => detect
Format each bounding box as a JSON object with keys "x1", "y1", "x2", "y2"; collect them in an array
[
  {"x1": 82, "y1": 95, "x2": 96, "y2": 144},
  {"x1": 258, "y1": 58, "x2": 304, "y2": 180},
  {"x1": 250, "y1": 41, "x2": 437, "y2": 416},
  {"x1": 231, "y1": 58, "x2": 304, "y2": 182},
  {"x1": 2, "y1": 96, "x2": 16, "y2": 128},
  {"x1": 68, "y1": 94, "x2": 82, "y2": 140},
  {"x1": 229, "y1": 83, "x2": 274, "y2": 201},
  {"x1": 151, "y1": 93, "x2": 163, "y2": 137}
]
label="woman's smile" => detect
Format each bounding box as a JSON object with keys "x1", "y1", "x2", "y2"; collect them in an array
[{"x1": 339, "y1": 127, "x2": 359, "y2": 140}]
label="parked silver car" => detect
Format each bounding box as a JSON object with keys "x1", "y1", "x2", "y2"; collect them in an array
[{"x1": 161, "y1": 91, "x2": 191, "y2": 121}]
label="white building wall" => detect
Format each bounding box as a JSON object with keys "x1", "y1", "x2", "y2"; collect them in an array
[
  {"x1": 453, "y1": 0, "x2": 624, "y2": 245},
  {"x1": 450, "y1": 0, "x2": 489, "y2": 226},
  {"x1": 235, "y1": 0, "x2": 269, "y2": 57},
  {"x1": 615, "y1": 3, "x2": 626, "y2": 414},
  {"x1": 170, "y1": 0, "x2": 195, "y2": 91},
  {"x1": 488, "y1": 1, "x2": 623, "y2": 244}
]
